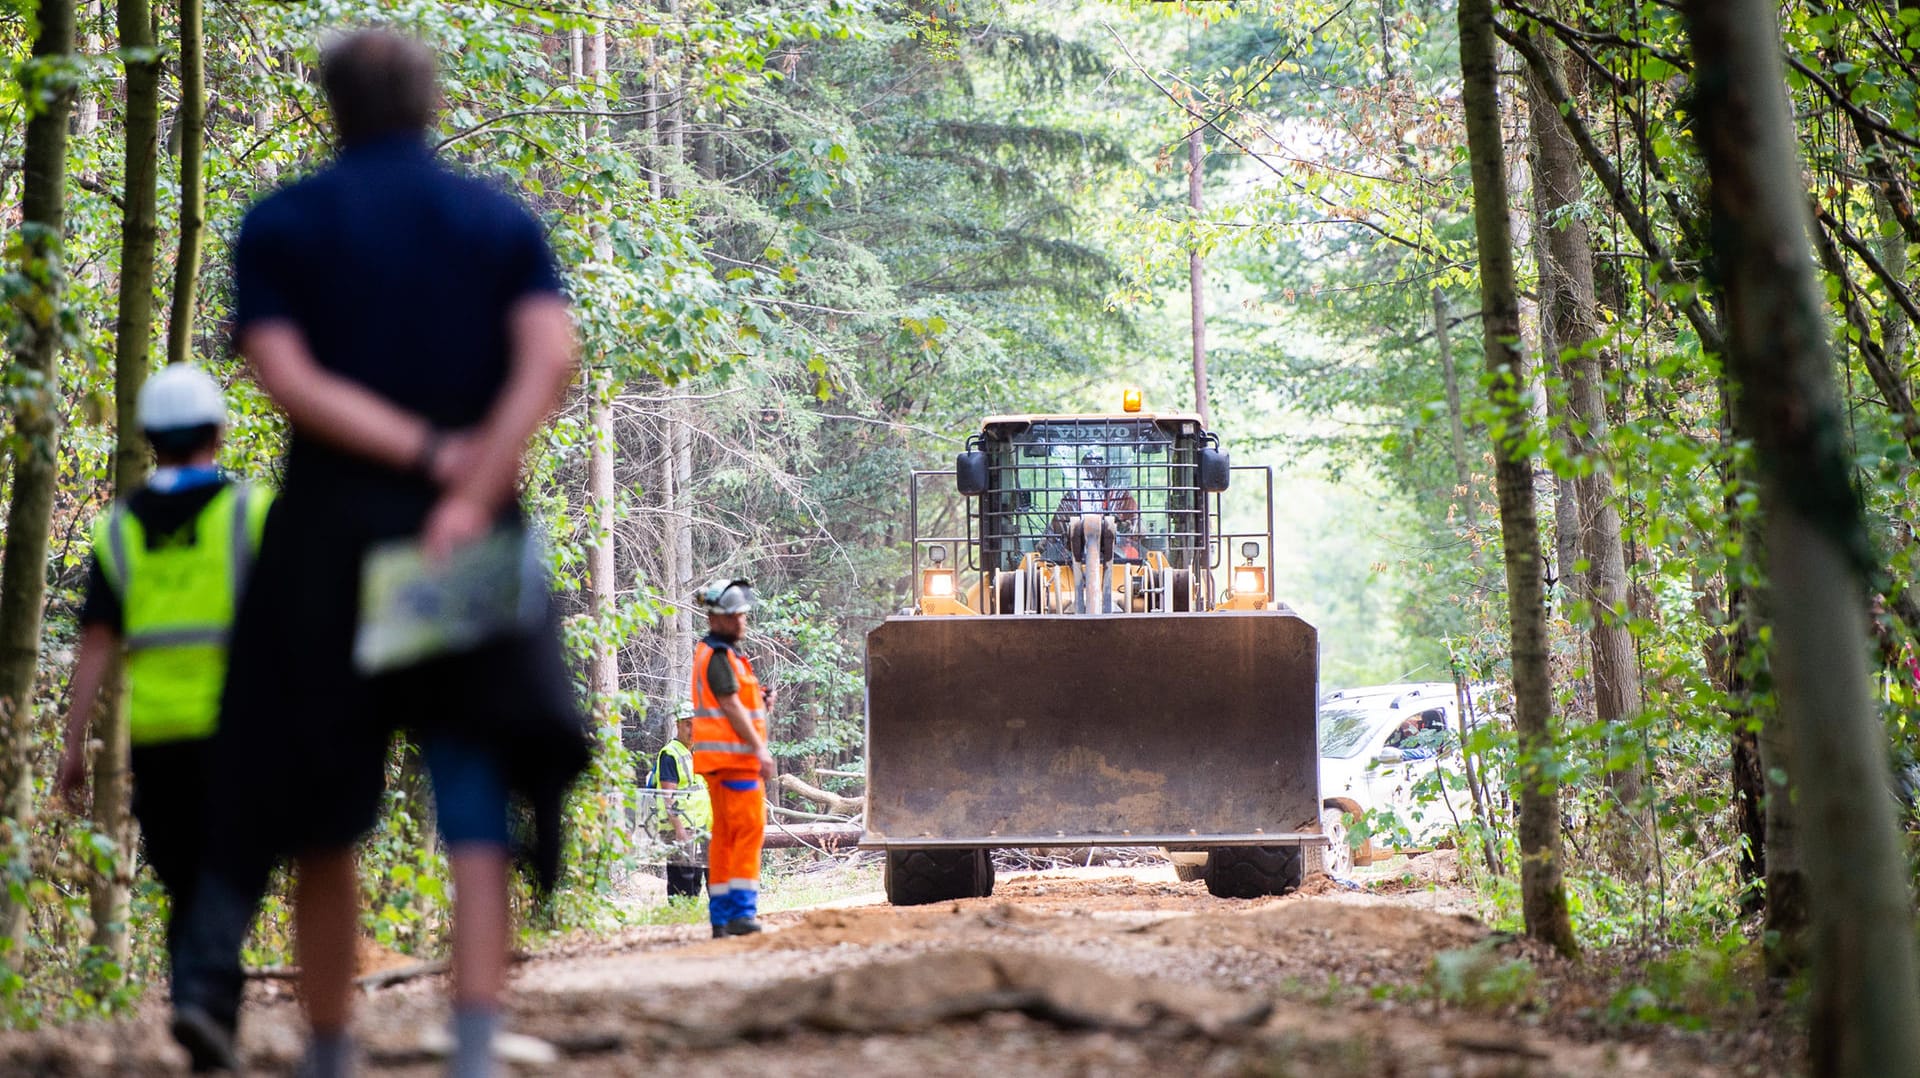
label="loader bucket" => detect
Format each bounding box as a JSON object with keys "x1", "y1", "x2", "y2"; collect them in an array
[{"x1": 861, "y1": 610, "x2": 1320, "y2": 849}]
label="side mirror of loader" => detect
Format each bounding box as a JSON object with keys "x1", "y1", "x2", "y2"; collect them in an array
[
  {"x1": 956, "y1": 450, "x2": 990, "y2": 496},
  {"x1": 1198, "y1": 447, "x2": 1231, "y2": 492}
]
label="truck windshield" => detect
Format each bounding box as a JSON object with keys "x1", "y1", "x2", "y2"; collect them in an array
[{"x1": 1318, "y1": 707, "x2": 1379, "y2": 759}]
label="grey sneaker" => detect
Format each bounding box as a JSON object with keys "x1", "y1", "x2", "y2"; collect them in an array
[{"x1": 169, "y1": 1003, "x2": 239, "y2": 1073}]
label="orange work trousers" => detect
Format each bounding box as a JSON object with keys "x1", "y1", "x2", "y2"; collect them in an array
[{"x1": 704, "y1": 773, "x2": 765, "y2": 926}]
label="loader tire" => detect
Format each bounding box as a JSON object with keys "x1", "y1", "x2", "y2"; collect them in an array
[
  {"x1": 1202, "y1": 846, "x2": 1305, "y2": 899},
  {"x1": 885, "y1": 849, "x2": 995, "y2": 906}
]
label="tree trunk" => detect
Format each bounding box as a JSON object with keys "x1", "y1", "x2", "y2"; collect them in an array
[
  {"x1": 1717, "y1": 547, "x2": 1767, "y2": 919},
  {"x1": 669, "y1": 391, "x2": 695, "y2": 716},
  {"x1": 75, "y1": 0, "x2": 100, "y2": 135},
  {"x1": 1728, "y1": 702, "x2": 1765, "y2": 912},
  {"x1": 655, "y1": 3, "x2": 696, "y2": 740},
  {"x1": 0, "y1": 0, "x2": 78, "y2": 951},
  {"x1": 658, "y1": 0, "x2": 683, "y2": 202},
  {"x1": 584, "y1": 28, "x2": 620, "y2": 727},
  {"x1": 86, "y1": 0, "x2": 163, "y2": 972},
  {"x1": 164, "y1": 0, "x2": 204, "y2": 366},
  {"x1": 253, "y1": 49, "x2": 277, "y2": 184},
  {"x1": 652, "y1": 413, "x2": 676, "y2": 740},
  {"x1": 1721, "y1": 371, "x2": 1796, "y2": 942},
  {"x1": 1433, "y1": 286, "x2": 1482, "y2": 570},
  {"x1": 1529, "y1": 170, "x2": 1581, "y2": 610},
  {"x1": 585, "y1": 414, "x2": 619, "y2": 724},
  {"x1": 1877, "y1": 192, "x2": 1911, "y2": 362},
  {"x1": 1458, "y1": 0, "x2": 1577, "y2": 957},
  {"x1": 1526, "y1": 34, "x2": 1647, "y2": 836},
  {"x1": 1189, "y1": 128, "x2": 1210, "y2": 427},
  {"x1": 1689, "y1": 3, "x2": 1920, "y2": 1072}
]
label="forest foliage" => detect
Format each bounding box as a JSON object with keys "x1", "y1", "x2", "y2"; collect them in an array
[{"x1": 0, "y1": 0, "x2": 1918, "y2": 1053}]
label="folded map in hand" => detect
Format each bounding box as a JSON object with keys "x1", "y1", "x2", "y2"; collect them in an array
[{"x1": 353, "y1": 526, "x2": 547, "y2": 675}]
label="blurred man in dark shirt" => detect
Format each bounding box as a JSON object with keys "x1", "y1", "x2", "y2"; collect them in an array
[{"x1": 188, "y1": 30, "x2": 585, "y2": 1078}]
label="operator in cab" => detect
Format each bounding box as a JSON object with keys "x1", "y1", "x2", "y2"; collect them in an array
[{"x1": 1049, "y1": 450, "x2": 1143, "y2": 562}]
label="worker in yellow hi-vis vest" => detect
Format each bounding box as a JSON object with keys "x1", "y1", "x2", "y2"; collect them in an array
[
  {"x1": 652, "y1": 701, "x2": 711, "y2": 898},
  {"x1": 54, "y1": 365, "x2": 272, "y2": 1072}
]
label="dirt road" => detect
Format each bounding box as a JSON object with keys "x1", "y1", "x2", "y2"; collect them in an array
[{"x1": 3, "y1": 856, "x2": 1795, "y2": 1076}]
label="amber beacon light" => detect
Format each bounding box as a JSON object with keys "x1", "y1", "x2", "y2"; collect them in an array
[{"x1": 1121, "y1": 387, "x2": 1143, "y2": 413}]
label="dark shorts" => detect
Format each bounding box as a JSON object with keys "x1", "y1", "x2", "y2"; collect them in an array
[
  {"x1": 421, "y1": 735, "x2": 509, "y2": 848},
  {"x1": 215, "y1": 482, "x2": 574, "y2": 860}
]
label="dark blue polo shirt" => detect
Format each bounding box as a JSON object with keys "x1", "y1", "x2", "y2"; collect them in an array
[{"x1": 231, "y1": 136, "x2": 563, "y2": 496}]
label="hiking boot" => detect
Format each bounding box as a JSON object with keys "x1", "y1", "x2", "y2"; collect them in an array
[
  {"x1": 711, "y1": 923, "x2": 727, "y2": 939},
  {"x1": 723, "y1": 917, "x2": 763, "y2": 936},
  {"x1": 170, "y1": 1003, "x2": 239, "y2": 1073}
]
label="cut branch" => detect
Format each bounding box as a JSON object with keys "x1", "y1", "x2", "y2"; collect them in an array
[{"x1": 777, "y1": 773, "x2": 865, "y2": 816}]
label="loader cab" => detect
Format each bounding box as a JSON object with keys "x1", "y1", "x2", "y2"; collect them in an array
[
  {"x1": 976, "y1": 415, "x2": 1208, "y2": 573},
  {"x1": 909, "y1": 407, "x2": 1268, "y2": 615}
]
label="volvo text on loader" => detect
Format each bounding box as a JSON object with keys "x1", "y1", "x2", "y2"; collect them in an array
[{"x1": 861, "y1": 397, "x2": 1326, "y2": 904}]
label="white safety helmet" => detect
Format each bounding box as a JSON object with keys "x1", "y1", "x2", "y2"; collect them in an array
[
  {"x1": 137, "y1": 364, "x2": 227, "y2": 433},
  {"x1": 695, "y1": 578, "x2": 756, "y2": 616}
]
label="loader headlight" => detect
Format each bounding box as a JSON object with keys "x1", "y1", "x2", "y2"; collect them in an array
[
  {"x1": 1240, "y1": 540, "x2": 1260, "y2": 561},
  {"x1": 923, "y1": 568, "x2": 955, "y2": 598},
  {"x1": 1232, "y1": 567, "x2": 1264, "y2": 596}
]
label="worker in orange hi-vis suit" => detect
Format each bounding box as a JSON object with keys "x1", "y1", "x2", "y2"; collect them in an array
[{"x1": 689, "y1": 578, "x2": 775, "y2": 938}]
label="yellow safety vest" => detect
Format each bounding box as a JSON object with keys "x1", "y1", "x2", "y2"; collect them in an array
[
  {"x1": 651, "y1": 739, "x2": 711, "y2": 833},
  {"x1": 94, "y1": 483, "x2": 272, "y2": 745}
]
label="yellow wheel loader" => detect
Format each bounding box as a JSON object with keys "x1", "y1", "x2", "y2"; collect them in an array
[{"x1": 861, "y1": 403, "x2": 1324, "y2": 904}]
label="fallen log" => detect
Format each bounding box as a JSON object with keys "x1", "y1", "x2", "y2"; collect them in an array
[
  {"x1": 778, "y1": 773, "x2": 865, "y2": 816},
  {"x1": 766, "y1": 803, "x2": 853, "y2": 823},
  {"x1": 762, "y1": 821, "x2": 865, "y2": 851}
]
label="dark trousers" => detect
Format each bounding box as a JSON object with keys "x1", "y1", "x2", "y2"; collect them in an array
[
  {"x1": 137, "y1": 741, "x2": 271, "y2": 1035},
  {"x1": 131, "y1": 742, "x2": 268, "y2": 1032},
  {"x1": 666, "y1": 862, "x2": 704, "y2": 898},
  {"x1": 130, "y1": 743, "x2": 210, "y2": 981},
  {"x1": 170, "y1": 853, "x2": 273, "y2": 1034}
]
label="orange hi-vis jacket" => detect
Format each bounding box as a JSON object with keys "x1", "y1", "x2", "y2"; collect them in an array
[{"x1": 690, "y1": 639, "x2": 766, "y2": 776}]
